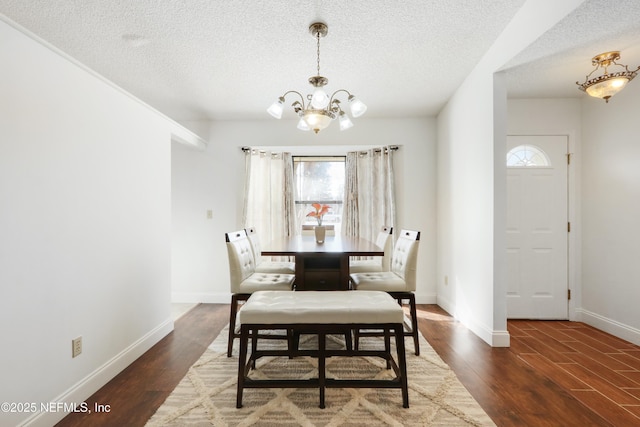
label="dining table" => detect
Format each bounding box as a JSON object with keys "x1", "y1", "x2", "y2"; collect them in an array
[{"x1": 261, "y1": 235, "x2": 384, "y2": 290}]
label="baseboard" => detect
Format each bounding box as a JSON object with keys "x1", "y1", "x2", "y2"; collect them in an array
[
  {"x1": 575, "y1": 308, "x2": 640, "y2": 346},
  {"x1": 435, "y1": 294, "x2": 510, "y2": 347},
  {"x1": 171, "y1": 291, "x2": 229, "y2": 304},
  {"x1": 463, "y1": 318, "x2": 510, "y2": 348},
  {"x1": 436, "y1": 294, "x2": 455, "y2": 318},
  {"x1": 20, "y1": 318, "x2": 174, "y2": 427},
  {"x1": 415, "y1": 292, "x2": 437, "y2": 304}
]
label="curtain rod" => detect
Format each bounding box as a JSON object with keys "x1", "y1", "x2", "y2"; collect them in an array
[{"x1": 357, "y1": 145, "x2": 399, "y2": 155}]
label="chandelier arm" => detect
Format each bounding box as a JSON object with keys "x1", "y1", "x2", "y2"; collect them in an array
[
  {"x1": 281, "y1": 90, "x2": 307, "y2": 109},
  {"x1": 578, "y1": 66, "x2": 605, "y2": 87},
  {"x1": 327, "y1": 89, "x2": 352, "y2": 107},
  {"x1": 610, "y1": 60, "x2": 638, "y2": 73}
]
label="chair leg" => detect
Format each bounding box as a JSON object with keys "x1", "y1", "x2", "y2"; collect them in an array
[
  {"x1": 389, "y1": 292, "x2": 420, "y2": 356},
  {"x1": 227, "y1": 294, "x2": 239, "y2": 357},
  {"x1": 407, "y1": 293, "x2": 420, "y2": 355}
]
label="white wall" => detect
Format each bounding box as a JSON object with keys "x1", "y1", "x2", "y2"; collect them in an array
[
  {"x1": 436, "y1": 0, "x2": 585, "y2": 347},
  {"x1": 0, "y1": 18, "x2": 195, "y2": 426},
  {"x1": 437, "y1": 69, "x2": 503, "y2": 345},
  {"x1": 170, "y1": 117, "x2": 438, "y2": 304},
  {"x1": 579, "y1": 82, "x2": 640, "y2": 345}
]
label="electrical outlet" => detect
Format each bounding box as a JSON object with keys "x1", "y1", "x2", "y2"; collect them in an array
[
  {"x1": 444, "y1": 275, "x2": 449, "y2": 286},
  {"x1": 72, "y1": 336, "x2": 82, "y2": 358},
  {"x1": 206, "y1": 209, "x2": 213, "y2": 219}
]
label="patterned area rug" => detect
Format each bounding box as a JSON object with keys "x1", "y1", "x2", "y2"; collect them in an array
[{"x1": 146, "y1": 327, "x2": 495, "y2": 426}]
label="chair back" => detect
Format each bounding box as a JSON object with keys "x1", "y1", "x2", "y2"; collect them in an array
[
  {"x1": 375, "y1": 226, "x2": 393, "y2": 271},
  {"x1": 225, "y1": 229, "x2": 255, "y2": 293},
  {"x1": 390, "y1": 229, "x2": 420, "y2": 291},
  {"x1": 245, "y1": 227, "x2": 261, "y2": 265}
]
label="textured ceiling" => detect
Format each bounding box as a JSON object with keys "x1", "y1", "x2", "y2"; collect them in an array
[
  {"x1": 504, "y1": 0, "x2": 640, "y2": 100},
  {"x1": 1, "y1": 1, "x2": 640, "y2": 123}
]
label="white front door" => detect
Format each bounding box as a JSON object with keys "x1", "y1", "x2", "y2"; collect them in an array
[{"x1": 506, "y1": 135, "x2": 568, "y2": 319}]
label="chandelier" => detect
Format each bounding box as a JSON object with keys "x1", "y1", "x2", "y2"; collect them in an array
[
  {"x1": 267, "y1": 22, "x2": 367, "y2": 134},
  {"x1": 576, "y1": 51, "x2": 639, "y2": 103}
]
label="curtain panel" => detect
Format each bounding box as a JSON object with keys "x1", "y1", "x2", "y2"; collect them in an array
[
  {"x1": 343, "y1": 147, "x2": 396, "y2": 245},
  {"x1": 242, "y1": 149, "x2": 297, "y2": 254}
]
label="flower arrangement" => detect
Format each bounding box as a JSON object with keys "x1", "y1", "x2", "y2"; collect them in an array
[{"x1": 306, "y1": 203, "x2": 331, "y2": 226}]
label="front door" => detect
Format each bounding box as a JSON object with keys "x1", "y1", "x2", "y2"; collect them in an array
[{"x1": 506, "y1": 135, "x2": 568, "y2": 319}]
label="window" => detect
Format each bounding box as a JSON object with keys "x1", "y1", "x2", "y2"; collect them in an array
[
  {"x1": 506, "y1": 145, "x2": 551, "y2": 167},
  {"x1": 293, "y1": 156, "x2": 345, "y2": 233}
]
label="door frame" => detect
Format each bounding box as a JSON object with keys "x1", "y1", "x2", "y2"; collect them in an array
[{"x1": 506, "y1": 132, "x2": 579, "y2": 321}]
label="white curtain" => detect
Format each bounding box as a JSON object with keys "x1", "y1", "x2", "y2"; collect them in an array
[
  {"x1": 342, "y1": 147, "x2": 396, "y2": 243},
  {"x1": 242, "y1": 149, "x2": 297, "y2": 247}
]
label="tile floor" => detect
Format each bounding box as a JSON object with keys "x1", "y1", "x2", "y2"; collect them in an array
[{"x1": 508, "y1": 320, "x2": 640, "y2": 425}]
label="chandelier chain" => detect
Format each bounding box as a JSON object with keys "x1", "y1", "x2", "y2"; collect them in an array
[{"x1": 316, "y1": 29, "x2": 321, "y2": 76}]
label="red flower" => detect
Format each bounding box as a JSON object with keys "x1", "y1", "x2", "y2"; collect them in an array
[{"x1": 306, "y1": 203, "x2": 330, "y2": 226}]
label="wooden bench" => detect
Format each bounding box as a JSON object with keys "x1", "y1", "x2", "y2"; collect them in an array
[{"x1": 236, "y1": 290, "x2": 409, "y2": 409}]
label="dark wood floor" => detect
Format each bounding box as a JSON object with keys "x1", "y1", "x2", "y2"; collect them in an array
[{"x1": 56, "y1": 304, "x2": 640, "y2": 427}]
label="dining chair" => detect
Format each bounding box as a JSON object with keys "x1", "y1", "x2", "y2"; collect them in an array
[
  {"x1": 349, "y1": 226, "x2": 393, "y2": 273},
  {"x1": 225, "y1": 229, "x2": 295, "y2": 357},
  {"x1": 245, "y1": 227, "x2": 295, "y2": 274},
  {"x1": 349, "y1": 229, "x2": 421, "y2": 355}
]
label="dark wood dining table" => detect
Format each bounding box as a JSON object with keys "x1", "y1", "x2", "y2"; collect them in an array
[{"x1": 261, "y1": 235, "x2": 383, "y2": 290}]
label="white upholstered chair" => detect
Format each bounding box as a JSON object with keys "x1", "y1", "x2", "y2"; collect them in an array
[
  {"x1": 350, "y1": 229, "x2": 421, "y2": 354},
  {"x1": 245, "y1": 227, "x2": 295, "y2": 274},
  {"x1": 349, "y1": 226, "x2": 393, "y2": 273},
  {"x1": 225, "y1": 229, "x2": 295, "y2": 357}
]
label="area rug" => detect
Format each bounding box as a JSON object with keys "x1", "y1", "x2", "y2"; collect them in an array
[{"x1": 146, "y1": 327, "x2": 495, "y2": 426}]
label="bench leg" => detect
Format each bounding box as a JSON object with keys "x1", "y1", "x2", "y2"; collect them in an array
[
  {"x1": 384, "y1": 328, "x2": 391, "y2": 369},
  {"x1": 236, "y1": 325, "x2": 249, "y2": 408},
  {"x1": 344, "y1": 329, "x2": 352, "y2": 351},
  {"x1": 228, "y1": 294, "x2": 251, "y2": 357},
  {"x1": 251, "y1": 329, "x2": 259, "y2": 369},
  {"x1": 394, "y1": 325, "x2": 409, "y2": 408},
  {"x1": 318, "y1": 331, "x2": 326, "y2": 409}
]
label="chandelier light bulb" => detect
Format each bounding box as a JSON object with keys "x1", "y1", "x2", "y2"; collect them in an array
[
  {"x1": 297, "y1": 117, "x2": 310, "y2": 131},
  {"x1": 348, "y1": 95, "x2": 367, "y2": 117},
  {"x1": 310, "y1": 87, "x2": 330, "y2": 109},
  {"x1": 267, "y1": 97, "x2": 285, "y2": 119},
  {"x1": 585, "y1": 77, "x2": 629, "y2": 100},
  {"x1": 339, "y1": 111, "x2": 354, "y2": 130},
  {"x1": 303, "y1": 110, "x2": 333, "y2": 134}
]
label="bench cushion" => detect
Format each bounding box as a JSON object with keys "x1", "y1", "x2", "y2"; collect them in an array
[{"x1": 237, "y1": 290, "x2": 403, "y2": 325}]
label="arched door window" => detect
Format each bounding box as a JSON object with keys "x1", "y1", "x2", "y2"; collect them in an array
[{"x1": 506, "y1": 144, "x2": 551, "y2": 167}]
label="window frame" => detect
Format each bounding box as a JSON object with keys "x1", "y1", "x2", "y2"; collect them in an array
[{"x1": 292, "y1": 155, "x2": 346, "y2": 231}]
